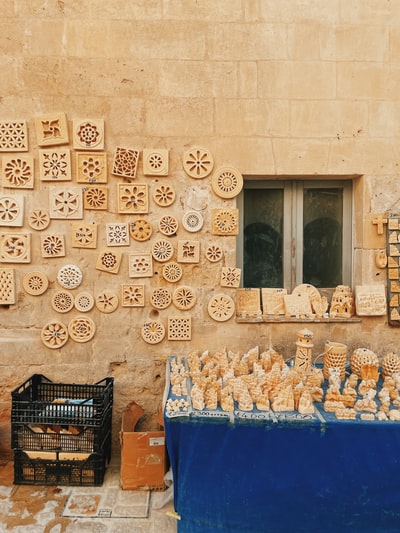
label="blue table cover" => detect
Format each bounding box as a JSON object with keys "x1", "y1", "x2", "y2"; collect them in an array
[{"x1": 165, "y1": 372, "x2": 400, "y2": 532}]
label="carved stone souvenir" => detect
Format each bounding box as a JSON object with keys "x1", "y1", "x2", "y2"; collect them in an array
[
  {"x1": 23, "y1": 271, "x2": 49, "y2": 296},
  {"x1": 34, "y1": 113, "x2": 69, "y2": 146},
  {"x1": 68, "y1": 316, "x2": 96, "y2": 343},
  {"x1": 95, "y1": 290, "x2": 119, "y2": 313},
  {"x1": 71, "y1": 223, "x2": 97, "y2": 249},
  {"x1": 173, "y1": 286, "x2": 196, "y2": 310},
  {"x1": 143, "y1": 148, "x2": 169, "y2": 176},
  {"x1": 151, "y1": 287, "x2": 172, "y2": 309},
  {"x1": 294, "y1": 329, "x2": 313, "y2": 375},
  {"x1": 74, "y1": 292, "x2": 95, "y2": 312},
  {"x1": 372, "y1": 214, "x2": 388, "y2": 235},
  {"x1": 76, "y1": 152, "x2": 107, "y2": 183},
  {"x1": 323, "y1": 340, "x2": 348, "y2": 380},
  {"x1": 152, "y1": 239, "x2": 174, "y2": 262},
  {"x1": 118, "y1": 183, "x2": 148, "y2": 214},
  {"x1": 0, "y1": 268, "x2": 15, "y2": 304},
  {"x1": 235, "y1": 288, "x2": 261, "y2": 319},
  {"x1": 73, "y1": 119, "x2": 104, "y2": 150},
  {"x1": 177, "y1": 240, "x2": 200, "y2": 263},
  {"x1": 2, "y1": 155, "x2": 34, "y2": 188},
  {"x1": 350, "y1": 348, "x2": 379, "y2": 376},
  {"x1": 211, "y1": 166, "x2": 243, "y2": 198},
  {"x1": 106, "y1": 223, "x2": 129, "y2": 246},
  {"x1": 41, "y1": 320, "x2": 69, "y2": 349},
  {"x1": 221, "y1": 267, "x2": 241, "y2": 288},
  {"x1": 0, "y1": 195, "x2": 24, "y2": 226},
  {"x1": 182, "y1": 211, "x2": 203, "y2": 233},
  {"x1": 205, "y1": 244, "x2": 223, "y2": 263},
  {"x1": 168, "y1": 317, "x2": 192, "y2": 341},
  {"x1": 329, "y1": 285, "x2": 355, "y2": 318},
  {"x1": 51, "y1": 290, "x2": 74, "y2": 313},
  {"x1": 381, "y1": 353, "x2": 400, "y2": 377},
  {"x1": 39, "y1": 149, "x2": 71, "y2": 181},
  {"x1": 212, "y1": 208, "x2": 239, "y2": 236},
  {"x1": 152, "y1": 183, "x2": 176, "y2": 207},
  {"x1": 141, "y1": 320, "x2": 166, "y2": 344},
  {"x1": 261, "y1": 288, "x2": 287, "y2": 317},
  {"x1": 57, "y1": 264, "x2": 83, "y2": 289},
  {"x1": 83, "y1": 186, "x2": 108, "y2": 210},
  {"x1": 41, "y1": 234, "x2": 65, "y2": 258},
  {"x1": 355, "y1": 284, "x2": 387, "y2": 316},
  {"x1": 28, "y1": 209, "x2": 50, "y2": 231},
  {"x1": 121, "y1": 284, "x2": 145, "y2": 307},
  {"x1": 112, "y1": 147, "x2": 140, "y2": 179},
  {"x1": 183, "y1": 147, "x2": 214, "y2": 179},
  {"x1": 129, "y1": 219, "x2": 152, "y2": 242},
  {"x1": 128, "y1": 254, "x2": 153, "y2": 278},
  {"x1": 159, "y1": 215, "x2": 178, "y2": 236},
  {"x1": 162, "y1": 261, "x2": 183, "y2": 283},
  {"x1": 208, "y1": 293, "x2": 235, "y2": 322},
  {"x1": 0, "y1": 121, "x2": 28, "y2": 151},
  {"x1": 96, "y1": 249, "x2": 122, "y2": 274},
  {"x1": 0, "y1": 232, "x2": 31, "y2": 263},
  {"x1": 284, "y1": 293, "x2": 312, "y2": 318},
  {"x1": 49, "y1": 187, "x2": 83, "y2": 219}
]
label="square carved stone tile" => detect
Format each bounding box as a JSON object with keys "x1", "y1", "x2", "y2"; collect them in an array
[
  {"x1": 49, "y1": 187, "x2": 83, "y2": 219},
  {"x1": 261, "y1": 288, "x2": 287, "y2": 317},
  {"x1": 40, "y1": 233, "x2": 66, "y2": 258},
  {"x1": 34, "y1": 112, "x2": 69, "y2": 146},
  {"x1": 143, "y1": 148, "x2": 169, "y2": 176},
  {"x1": 2, "y1": 155, "x2": 34, "y2": 189},
  {"x1": 0, "y1": 232, "x2": 31, "y2": 263},
  {"x1": 168, "y1": 317, "x2": 191, "y2": 341},
  {"x1": 96, "y1": 249, "x2": 122, "y2": 274},
  {"x1": 118, "y1": 183, "x2": 149, "y2": 214},
  {"x1": 73, "y1": 119, "x2": 104, "y2": 150},
  {"x1": 0, "y1": 195, "x2": 24, "y2": 226},
  {"x1": 177, "y1": 240, "x2": 200, "y2": 263},
  {"x1": 284, "y1": 293, "x2": 313, "y2": 317},
  {"x1": 83, "y1": 186, "x2": 108, "y2": 210},
  {"x1": 212, "y1": 208, "x2": 239, "y2": 236},
  {"x1": 236, "y1": 288, "x2": 261, "y2": 318},
  {"x1": 0, "y1": 267, "x2": 16, "y2": 304},
  {"x1": 355, "y1": 284, "x2": 387, "y2": 316},
  {"x1": 121, "y1": 284, "x2": 145, "y2": 307},
  {"x1": 39, "y1": 149, "x2": 72, "y2": 181},
  {"x1": 112, "y1": 147, "x2": 140, "y2": 179},
  {"x1": 76, "y1": 151, "x2": 108, "y2": 183},
  {"x1": 220, "y1": 267, "x2": 241, "y2": 288},
  {"x1": 0, "y1": 121, "x2": 28, "y2": 151},
  {"x1": 128, "y1": 253, "x2": 153, "y2": 278},
  {"x1": 71, "y1": 222, "x2": 98, "y2": 249},
  {"x1": 106, "y1": 223, "x2": 130, "y2": 246}
]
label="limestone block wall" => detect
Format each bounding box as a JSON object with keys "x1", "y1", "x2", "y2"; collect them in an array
[{"x1": 1, "y1": 0, "x2": 400, "y2": 457}]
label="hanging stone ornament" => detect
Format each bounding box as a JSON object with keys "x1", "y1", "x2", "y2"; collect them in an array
[
  {"x1": 183, "y1": 147, "x2": 214, "y2": 179},
  {"x1": 95, "y1": 290, "x2": 119, "y2": 313},
  {"x1": 152, "y1": 239, "x2": 174, "y2": 262},
  {"x1": 172, "y1": 286, "x2": 196, "y2": 310},
  {"x1": 205, "y1": 244, "x2": 223, "y2": 263},
  {"x1": 152, "y1": 183, "x2": 176, "y2": 207},
  {"x1": 28, "y1": 209, "x2": 50, "y2": 231},
  {"x1": 211, "y1": 166, "x2": 243, "y2": 199},
  {"x1": 41, "y1": 320, "x2": 69, "y2": 349},
  {"x1": 74, "y1": 291, "x2": 95, "y2": 312},
  {"x1": 129, "y1": 219, "x2": 152, "y2": 242},
  {"x1": 51, "y1": 290, "x2": 74, "y2": 313},
  {"x1": 162, "y1": 261, "x2": 183, "y2": 283},
  {"x1": 68, "y1": 315, "x2": 96, "y2": 343},
  {"x1": 57, "y1": 264, "x2": 83, "y2": 289},
  {"x1": 23, "y1": 271, "x2": 49, "y2": 296},
  {"x1": 150, "y1": 287, "x2": 172, "y2": 309},
  {"x1": 208, "y1": 293, "x2": 235, "y2": 322},
  {"x1": 182, "y1": 211, "x2": 203, "y2": 233},
  {"x1": 141, "y1": 320, "x2": 166, "y2": 344},
  {"x1": 159, "y1": 215, "x2": 178, "y2": 236}
]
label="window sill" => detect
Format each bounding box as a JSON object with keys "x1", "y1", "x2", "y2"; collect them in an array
[{"x1": 235, "y1": 316, "x2": 362, "y2": 324}]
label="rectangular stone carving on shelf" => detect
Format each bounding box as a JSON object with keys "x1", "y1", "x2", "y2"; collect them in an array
[
  {"x1": 0, "y1": 121, "x2": 28, "y2": 152},
  {"x1": 355, "y1": 284, "x2": 387, "y2": 316},
  {"x1": 284, "y1": 293, "x2": 313, "y2": 318},
  {"x1": 236, "y1": 288, "x2": 261, "y2": 319},
  {"x1": 387, "y1": 215, "x2": 400, "y2": 326},
  {"x1": 2, "y1": 155, "x2": 34, "y2": 189},
  {"x1": 49, "y1": 187, "x2": 83, "y2": 219},
  {"x1": 0, "y1": 267, "x2": 16, "y2": 304},
  {"x1": 121, "y1": 284, "x2": 145, "y2": 307},
  {"x1": 0, "y1": 232, "x2": 31, "y2": 263},
  {"x1": 39, "y1": 149, "x2": 72, "y2": 181},
  {"x1": 261, "y1": 288, "x2": 288, "y2": 317},
  {"x1": 73, "y1": 119, "x2": 104, "y2": 150},
  {"x1": 76, "y1": 152, "x2": 107, "y2": 183},
  {"x1": 34, "y1": 112, "x2": 69, "y2": 146}
]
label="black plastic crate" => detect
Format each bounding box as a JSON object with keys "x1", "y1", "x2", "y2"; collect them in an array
[
  {"x1": 13, "y1": 432, "x2": 111, "y2": 486},
  {"x1": 12, "y1": 406, "x2": 112, "y2": 453},
  {"x1": 11, "y1": 374, "x2": 113, "y2": 427}
]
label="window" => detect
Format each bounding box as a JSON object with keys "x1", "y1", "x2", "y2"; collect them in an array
[{"x1": 237, "y1": 179, "x2": 352, "y2": 291}]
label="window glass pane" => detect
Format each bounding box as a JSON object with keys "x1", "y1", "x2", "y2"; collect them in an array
[
  {"x1": 303, "y1": 187, "x2": 343, "y2": 287},
  {"x1": 243, "y1": 188, "x2": 283, "y2": 287}
]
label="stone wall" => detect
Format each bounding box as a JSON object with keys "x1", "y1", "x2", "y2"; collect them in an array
[{"x1": 1, "y1": 0, "x2": 400, "y2": 458}]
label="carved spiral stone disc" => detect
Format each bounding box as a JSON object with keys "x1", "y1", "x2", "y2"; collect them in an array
[
  {"x1": 211, "y1": 166, "x2": 243, "y2": 198},
  {"x1": 28, "y1": 209, "x2": 50, "y2": 230},
  {"x1": 68, "y1": 315, "x2": 96, "y2": 343},
  {"x1": 96, "y1": 290, "x2": 119, "y2": 313},
  {"x1": 162, "y1": 261, "x2": 183, "y2": 283},
  {"x1": 74, "y1": 291, "x2": 95, "y2": 312},
  {"x1": 208, "y1": 293, "x2": 235, "y2": 321},
  {"x1": 141, "y1": 320, "x2": 166, "y2": 344},
  {"x1": 152, "y1": 239, "x2": 174, "y2": 262},
  {"x1": 173, "y1": 286, "x2": 196, "y2": 310},
  {"x1": 41, "y1": 320, "x2": 69, "y2": 349},
  {"x1": 129, "y1": 219, "x2": 152, "y2": 242},
  {"x1": 182, "y1": 211, "x2": 203, "y2": 233},
  {"x1": 51, "y1": 290, "x2": 74, "y2": 313},
  {"x1": 57, "y1": 264, "x2": 83, "y2": 289},
  {"x1": 153, "y1": 184, "x2": 176, "y2": 207},
  {"x1": 23, "y1": 271, "x2": 49, "y2": 296},
  {"x1": 183, "y1": 147, "x2": 214, "y2": 179},
  {"x1": 159, "y1": 215, "x2": 178, "y2": 236},
  {"x1": 205, "y1": 245, "x2": 223, "y2": 263},
  {"x1": 150, "y1": 287, "x2": 172, "y2": 309}
]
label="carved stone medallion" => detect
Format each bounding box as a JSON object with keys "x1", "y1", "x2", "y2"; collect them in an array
[
  {"x1": 141, "y1": 320, "x2": 165, "y2": 344},
  {"x1": 51, "y1": 290, "x2": 74, "y2": 313},
  {"x1": 183, "y1": 147, "x2": 214, "y2": 179},
  {"x1": 162, "y1": 261, "x2": 183, "y2": 283},
  {"x1": 41, "y1": 233, "x2": 66, "y2": 258},
  {"x1": 76, "y1": 152, "x2": 107, "y2": 183},
  {"x1": 208, "y1": 293, "x2": 235, "y2": 321},
  {"x1": 49, "y1": 187, "x2": 83, "y2": 219},
  {"x1": 68, "y1": 315, "x2": 96, "y2": 343},
  {"x1": 0, "y1": 195, "x2": 24, "y2": 226},
  {"x1": 28, "y1": 209, "x2": 50, "y2": 231},
  {"x1": 211, "y1": 166, "x2": 243, "y2": 199},
  {"x1": 152, "y1": 239, "x2": 174, "y2": 262},
  {"x1": 41, "y1": 320, "x2": 69, "y2": 349},
  {"x1": 0, "y1": 121, "x2": 28, "y2": 151},
  {"x1": 0, "y1": 268, "x2": 15, "y2": 304},
  {"x1": 2, "y1": 155, "x2": 34, "y2": 188},
  {"x1": 74, "y1": 291, "x2": 95, "y2": 312},
  {"x1": 0, "y1": 232, "x2": 31, "y2": 263},
  {"x1": 39, "y1": 149, "x2": 71, "y2": 181},
  {"x1": 153, "y1": 183, "x2": 176, "y2": 207},
  {"x1": 71, "y1": 222, "x2": 97, "y2": 249},
  {"x1": 168, "y1": 317, "x2": 191, "y2": 341},
  {"x1": 118, "y1": 184, "x2": 149, "y2": 214},
  {"x1": 23, "y1": 271, "x2": 49, "y2": 296},
  {"x1": 112, "y1": 147, "x2": 140, "y2": 179},
  {"x1": 96, "y1": 249, "x2": 122, "y2": 274},
  {"x1": 73, "y1": 119, "x2": 104, "y2": 150},
  {"x1": 128, "y1": 254, "x2": 153, "y2": 278},
  {"x1": 121, "y1": 284, "x2": 145, "y2": 307},
  {"x1": 173, "y1": 286, "x2": 196, "y2": 310},
  {"x1": 34, "y1": 113, "x2": 69, "y2": 147},
  {"x1": 83, "y1": 186, "x2": 108, "y2": 210},
  {"x1": 143, "y1": 148, "x2": 169, "y2": 176},
  {"x1": 95, "y1": 290, "x2": 119, "y2": 313},
  {"x1": 129, "y1": 219, "x2": 152, "y2": 242},
  {"x1": 57, "y1": 264, "x2": 83, "y2": 289}
]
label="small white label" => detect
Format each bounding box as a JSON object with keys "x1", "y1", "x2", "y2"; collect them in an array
[{"x1": 149, "y1": 436, "x2": 165, "y2": 447}]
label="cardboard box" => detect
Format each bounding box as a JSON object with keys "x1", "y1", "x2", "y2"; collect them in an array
[{"x1": 120, "y1": 401, "x2": 166, "y2": 491}]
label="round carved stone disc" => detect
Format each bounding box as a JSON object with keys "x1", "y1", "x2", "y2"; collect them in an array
[
  {"x1": 23, "y1": 271, "x2": 49, "y2": 296},
  {"x1": 162, "y1": 261, "x2": 183, "y2": 283},
  {"x1": 129, "y1": 219, "x2": 152, "y2": 242},
  {"x1": 68, "y1": 315, "x2": 96, "y2": 343},
  {"x1": 182, "y1": 211, "x2": 203, "y2": 233},
  {"x1": 74, "y1": 291, "x2": 95, "y2": 312},
  {"x1": 208, "y1": 293, "x2": 235, "y2": 322},
  {"x1": 41, "y1": 320, "x2": 69, "y2": 349},
  {"x1": 141, "y1": 320, "x2": 166, "y2": 344},
  {"x1": 211, "y1": 166, "x2": 243, "y2": 199},
  {"x1": 173, "y1": 286, "x2": 196, "y2": 310},
  {"x1": 57, "y1": 264, "x2": 83, "y2": 289},
  {"x1": 51, "y1": 290, "x2": 74, "y2": 313},
  {"x1": 183, "y1": 147, "x2": 214, "y2": 179}
]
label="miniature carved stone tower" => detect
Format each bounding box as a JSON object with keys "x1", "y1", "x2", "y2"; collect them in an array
[{"x1": 294, "y1": 328, "x2": 314, "y2": 374}]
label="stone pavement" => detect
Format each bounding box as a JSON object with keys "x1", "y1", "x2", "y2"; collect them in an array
[{"x1": 0, "y1": 460, "x2": 178, "y2": 532}]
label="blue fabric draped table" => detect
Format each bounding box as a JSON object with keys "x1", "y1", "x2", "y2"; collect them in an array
[{"x1": 165, "y1": 391, "x2": 400, "y2": 533}]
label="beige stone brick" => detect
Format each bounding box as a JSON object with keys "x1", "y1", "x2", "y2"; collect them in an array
[
  {"x1": 164, "y1": 0, "x2": 242, "y2": 21},
  {"x1": 0, "y1": 57, "x2": 17, "y2": 96},
  {"x1": 238, "y1": 62, "x2": 258, "y2": 98},
  {"x1": 213, "y1": 137, "x2": 276, "y2": 175},
  {"x1": 0, "y1": 21, "x2": 25, "y2": 55},
  {"x1": 258, "y1": 61, "x2": 336, "y2": 99},
  {"x1": 26, "y1": 20, "x2": 66, "y2": 56},
  {"x1": 208, "y1": 23, "x2": 288, "y2": 60},
  {"x1": 288, "y1": 23, "x2": 322, "y2": 60},
  {"x1": 321, "y1": 25, "x2": 389, "y2": 61},
  {"x1": 290, "y1": 100, "x2": 368, "y2": 138},
  {"x1": 272, "y1": 139, "x2": 331, "y2": 174},
  {"x1": 159, "y1": 61, "x2": 238, "y2": 98},
  {"x1": 337, "y1": 63, "x2": 400, "y2": 100},
  {"x1": 339, "y1": 0, "x2": 398, "y2": 24},
  {"x1": 328, "y1": 139, "x2": 400, "y2": 175},
  {"x1": 368, "y1": 102, "x2": 400, "y2": 138},
  {"x1": 215, "y1": 99, "x2": 289, "y2": 137},
  {"x1": 258, "y1": 0, "x2": 340, "y2": 23}
]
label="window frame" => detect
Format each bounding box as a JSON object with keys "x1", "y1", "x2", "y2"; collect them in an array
[{"x1": 237, "y1": 178, "x2": 353, "y2": 291}]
